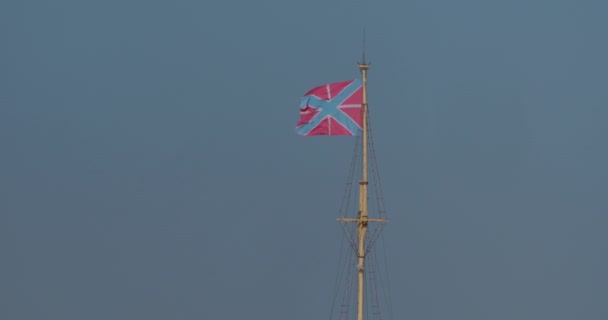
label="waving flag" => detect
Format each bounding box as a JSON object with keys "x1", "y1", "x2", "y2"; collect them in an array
[{"x1": 296, "y1": 78, "x2": 363, "y2": 136}]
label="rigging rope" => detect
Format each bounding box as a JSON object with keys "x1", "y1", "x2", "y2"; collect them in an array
[{"x1": 329, "y1": 99, "x2": 394, "y2": 320}]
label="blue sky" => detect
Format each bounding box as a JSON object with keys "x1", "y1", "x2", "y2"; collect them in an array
[{"x1": 2, "y1": 0, "x2": 607, "y2": 319}]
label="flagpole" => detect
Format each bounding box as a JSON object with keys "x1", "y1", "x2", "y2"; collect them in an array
[
  {"x1": 337, "y1": 40, "x2": 387, "y2": 320},
  {"x1": 356, "y1": 57, "x2": 369, "y2": 320}
]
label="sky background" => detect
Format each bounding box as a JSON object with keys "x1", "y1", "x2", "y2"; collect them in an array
[{"x1": 1, "y1": 0, "x2": 607, "y2": 319}]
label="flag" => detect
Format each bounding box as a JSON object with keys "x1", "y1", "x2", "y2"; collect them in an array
[{"x1": 295, "y1": 78, "x2": 363, "y2": 136}]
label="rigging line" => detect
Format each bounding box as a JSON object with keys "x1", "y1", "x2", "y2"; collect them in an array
[
  {"x1": 346, "y1": 134, "x2": 364, "y2": 253},
  {"x1": 364, "y1": 80, "x2": 392, "y2": 320},
  {"x1": 339, "y1": 131, "x2": 359, "y2": 218},
  {"x1": 334, "y1": 118, "x2": 363, "y2": 320},
  {"x1": 380, "y1": 233, "x2": 394, "y2": 320},
  {"x1": 365, "y1": 208, "x2": 386, "y2": 251},
  {"x1": 364, "y1": 110, "x2": 387, "y2": 253},
  {"x1": 369, "y1": 247, "x2": 382, "y2": 320},
  {"x1": 340, "y1": 222, "x2": 358, "y2": 256},
  {"x1": 339, "y1": 132, "x2": 362, "y2": 255},
  {"x1": 368, "y1": 108, "x2": 388, "y2": 220},
  {"x1": 363, "y1": 77, "x2": 394, "y2": 320},
  {"x1": 367, "y1": 249, "x2": 375, "y2": 319},
  {"x1": 339, "y1": 201, "x2": 358, "y2": 254},
  {"x1": 367, "y1": 251, "x2": 381, "y2": 319},
  {"x1": 338, "y1": 218, "x2": 359, "y2": 320},
  {"x1": 341, "y1": 250, "x2": 357, "y2": 320},
  {"x1": 367, "y1": 104, "x2": 392, "y2": 254},
  {"x1": 344, "y1": 238, "x2": 357, "y2": 320},
  {"x1": 329, "y1": 224, "x2": 349, "y2": 320},
  {"x1": 368, "y1": 103, "x2": 386, "y2": 214},
  {"x1": 364, "y1": 264, "x2": 370, "y2": 320},
  {"x1": 335, "y1": 247, "x2": 347, "y2": 320}
]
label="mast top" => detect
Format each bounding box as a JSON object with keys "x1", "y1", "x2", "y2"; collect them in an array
[{"x1": 358, "y1": 28, "x2": 370, "y2": 70}]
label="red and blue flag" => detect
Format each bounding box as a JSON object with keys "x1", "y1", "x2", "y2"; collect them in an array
[{"x1": 296, "y1": 78, "x2": 363, "y2": 136}]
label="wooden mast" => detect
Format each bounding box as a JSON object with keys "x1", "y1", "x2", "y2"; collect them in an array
[
  {"x1": 356, "y1": 57, "x2": 370, "y2": 320},
  {"x1": 337, "y1": 43, "x2": 387, "y2": 320}
]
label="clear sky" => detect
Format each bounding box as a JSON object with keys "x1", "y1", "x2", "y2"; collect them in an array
[{"x1": 2, "y1": 0, "x2": 607, "y2": 319}]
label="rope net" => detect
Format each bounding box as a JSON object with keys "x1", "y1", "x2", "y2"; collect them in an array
[{"x1": 329, "y1": 104, "x2": 393, "y2": 320}]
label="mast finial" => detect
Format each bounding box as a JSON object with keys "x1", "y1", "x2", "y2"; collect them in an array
[
  {"x1": 358, "y1": 27, "x2": 370, "y2": 70},
  {"x1": 362, "y1": 27, "x2": 366, "y2": 64}
]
